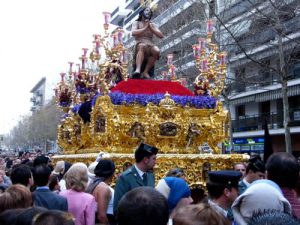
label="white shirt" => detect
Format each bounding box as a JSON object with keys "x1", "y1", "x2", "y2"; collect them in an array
[{"x1": 134, "y1": 165, "x2": 145, "y2": 180}]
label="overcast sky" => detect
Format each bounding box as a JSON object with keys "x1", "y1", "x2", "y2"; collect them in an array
[{"x1": 0, "y1": 0, "x2": 122, "y2": 134}]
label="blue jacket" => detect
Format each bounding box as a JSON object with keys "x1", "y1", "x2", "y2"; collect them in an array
[{"x1": 33, "y1": 188, "x2": 68, "y2": 211}]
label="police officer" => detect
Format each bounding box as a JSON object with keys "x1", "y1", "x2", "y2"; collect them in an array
[
  {"x1": 206, "y1": 170, "x2": 242, "y2": 221},
  {"x1": 113, "y1": 143, "x2": 158, "y2": 215}
]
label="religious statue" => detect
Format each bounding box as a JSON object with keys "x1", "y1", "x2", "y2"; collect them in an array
[
  {"x1": 186, "y1": 123, "x2": 201, "y2": 148},
  {"x1": 127, "y1": 122, "x2": 146, "y2": 143},
  {"x1": 131, "y1": 6, "x2": 164, "y2": 79}
]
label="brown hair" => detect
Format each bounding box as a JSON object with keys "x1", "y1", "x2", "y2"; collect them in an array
[
  {"x1": 173, "y1": 203, "x2": 231, "y2": 225},
  {"x1": 64, "y1": 163, "x2": 88, "y2": 192},
  {"x1": 0, "y1": 184, "x2": 32, "y2": 213}
]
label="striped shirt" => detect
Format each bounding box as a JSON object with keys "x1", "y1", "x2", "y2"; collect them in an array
[{"x1": 282, "y1": 188, "x2": 300, "y2": 219}]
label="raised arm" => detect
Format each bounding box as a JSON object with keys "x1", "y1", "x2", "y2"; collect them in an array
[{"x1": 149, "y1": 23, "x2": 164, "y2": 39}]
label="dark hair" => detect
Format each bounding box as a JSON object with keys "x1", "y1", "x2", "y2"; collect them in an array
[
  {"x1": 206, "y1": 180, "x2": 237, "y2": 199},
  {"x1": 94, "y1": 159, "x2": 115, "y2": 179},
  {"x1": 33, "y1": 210, "x2": 75, "y2": 225},
  {"x1": 166, "y1": 168, "x2": 184, "y2": 178},
  {"x1": 117, "y1": 187, "x2": 169, "y2": 225},
  {"x1": 246, "y1": 156, "x2": 265, "y2": 173},
  {"x1": 48, "y1": 174, "x2": 59, "y2": 191},
  {"x1": 14, "y1": 206, "x2": 48, "y2": 225},
  {"x1": 134, "y1": 144, "x2": 158, "y2": 163},
  {"x1": 33, "y1": 164, "x2": 52, "y2": 186},
  {"x1": 33, "y1": 156, "x2": 49, "y2": 167},
  {"x1": 248, "y1": 210, "x2": 300, "y2": 225},
  {"x1": 136, "y1": 7, "x2": 153, "y2": 21},
  {"x1": 11, "y1": 164, "x2": 32, "y2": 186},
  {"x1": 0, "y1": 208, "x2": 26, "y2": 225},
  {"x1": 266, "y1": 152, "x2": 299, "y2": 188}
]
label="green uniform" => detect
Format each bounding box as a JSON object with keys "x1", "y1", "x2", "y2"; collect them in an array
[{"x1": 113, "y1": 165, "x2": 155, "y2": 215}]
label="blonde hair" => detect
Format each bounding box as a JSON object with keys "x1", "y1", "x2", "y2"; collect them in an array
[
  {"x1": 64, "y1": 163, "x2": 88, "y2": 192},
  {"x1": 173, "y1": 203, "x2": 231, "y2": 225}
]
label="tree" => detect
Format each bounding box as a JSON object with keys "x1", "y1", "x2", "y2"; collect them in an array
[
  {"x1": 205, "y1": 0, "x2": 300, "y2": 153},
  {"x1": 6, "y1": 98, "x2": 61, "y2": 152}
]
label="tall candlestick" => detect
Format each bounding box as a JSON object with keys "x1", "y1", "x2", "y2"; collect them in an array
[
  {"x1": 103, "y1": 12, "x2": 111, "y2": 24},
  {"x1": 117, "y1": 28, "x2": 124, "y2": 45},
  {"x1": 207, "y1": 19, "x2": 214, "y2": 35},
  {"x1": 167, "y1": 54, "x2": 173, "y2": 65},
  {"x1": 201, "y1": 59, "x2": 208, "y2": 72},
  {"x1": 219, "y1": 52, "x2": 227, "y2": 66}
]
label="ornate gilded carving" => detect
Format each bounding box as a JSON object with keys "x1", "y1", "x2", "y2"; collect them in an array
[{"x1": 159, "y1": 122, "x2": 178, "y2": 136}]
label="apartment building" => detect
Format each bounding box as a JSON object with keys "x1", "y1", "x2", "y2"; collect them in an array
[
  {"x1": 217, "y1": 0, "x2": 300, "y2": 154},
  {"x1": 110, "y1": 0, "x2": 300, "y2": 154}
]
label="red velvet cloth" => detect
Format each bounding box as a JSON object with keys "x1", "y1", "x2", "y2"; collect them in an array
[{"x1": 111, "y1": 79, "x2": 194, "y2": 96}]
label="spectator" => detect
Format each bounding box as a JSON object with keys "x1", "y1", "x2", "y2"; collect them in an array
[
  {"x1": 0, "y1": 208, "x2": 26, "y2": 225},
  {"x1": 232, "y1": 179, "x2": 291, "y2": 225},
  {"x1": 166, "y1": 168, "x2": 186, "y2": 180},
  {"x1": 238, "y1": 156, "x2": 265, "y2": 194},
  {"x1": 248, "y1": 210, "x2": 300, "y2": 225},
  {"x1": 10, "y1": 164, "x2": 33, "y2": 188},
  {"x1": 233, "y1": 163, "x2": 246, "y2": 179},
  {"x1": 60, "y1": 162, "x2": 96, "y2": 225},
  {"x1": 117, "y1": 187, "x2": 169, "y2": 225},
  {"x1": 49, "y1": 174, "x2": 60, "y2": 193},
  {"x1": 173, "y1": 203, "x2": 231, "y2": 225},
  {"x1": 206, "y1": 170, "x2": 242, "y2": 221},
  {"x1": 33, "y1": 210, "x2": 75, "y2": 225},
  {"x1": 266, "y1": 152, "x2": 300, "y2": 218},
  {"x1": 0, "y1": 184, "x2": 33, "y2": 213},
  {"x1": 113, "y1": 143, "x2": 158, "y2": 215},
  {"x1": 32, "y1": 164, "x2": 68, "y2": 211},
  {"x1": 14, "y1": 206, "x2": 48, "y2": 225},
  {"x1": 156, "y1": 176, "x2": 193, "y2": 217},
  {"x1": 86, "y1": 159, "x2": 116, "y2": 225}
]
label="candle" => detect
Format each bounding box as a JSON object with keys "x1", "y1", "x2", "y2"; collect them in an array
[
  {"x1": 219, "y1": 52, "x2": 227, "y2": 66},
  {"x1": 60, "y1": 73, "x2": 66, "y2": 82},
  {"x1": 192, "y1": 45, "x2": 200, "y2": 59},
  {"x1": 103, "y1": 12, "x2": 111, "y2": 25},
  {"x1": 122, "y1": 50, "x2": 128, "y2": 64},
  {"x1": 68, "y1": 62, "x2": 73, "y2": 74},
  {"x1": 207, "y1": 19, "x2": 214, "y2": 35},
  {"x1": 201, "y1": 59, "x2": 208, "y2": 72},
  {"x1": 82, "y1": 48, "x2": 88, "y2": 57},
  {"x1": 118, "y1": 28, "x2": 124, "y2": 45},
  {"x1": 167, "y1": 54, "x2": 173, "y2": 65},
  {"x1": 198, "y1": 38, "x2": 206, "y2": 52}
]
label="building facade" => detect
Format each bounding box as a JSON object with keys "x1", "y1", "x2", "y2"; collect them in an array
[{"x1": 110, "y1": 0, "x2": 300, "y2": 154}]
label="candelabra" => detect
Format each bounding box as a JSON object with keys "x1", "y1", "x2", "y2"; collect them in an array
[
  {"x1": 55, "y1": 12, "x2": 129, "y2": 112},
  {"x1": 193, "y1": 19, "x2": 227, "y2": 97}
]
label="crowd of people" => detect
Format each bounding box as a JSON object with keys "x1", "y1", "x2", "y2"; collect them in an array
[{"x1": 1, "y1": 143, "x2": 300, "y2": 225}]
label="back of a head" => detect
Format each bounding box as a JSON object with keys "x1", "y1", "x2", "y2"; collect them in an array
[
  {"x1": 266, "y1": 152, "x2": 299, "y2": 188},
  {"x1": 248, "y1": 210, "x2": 300, "y2": 225},
  {"x1": 0, "y1": 184, "x2": 32, "y2": 213},
  {"x1": 33, "y1": 164, "x2": 51, "y2": 186},
  {"x1": 117, "y1": 187, "x2": 169, "y2": 225},
  {"x1": 0, "y1": 208, "x2": 25, "y2": 225},
  {"x1": 64, "y1": 162, "x2": 88, "y2": 192},
  {"x1": 33, "y1": 210, "x2": 75, "y2": 225},
  {"x1": 14, "y1": 206, "x2": 48, "y2": 225},
  {"x1": 246, "y1": 156, "x2": 265, "y2": 173},
  {"x1": 173, "y1": 203, "x2": 231, "y2": 225},
  {"x1": 33, "y1": 155, "x2": 49, "y2": 167},
  {"x1": 10, "y1": 164, "x2": 32, "y2": 186}
]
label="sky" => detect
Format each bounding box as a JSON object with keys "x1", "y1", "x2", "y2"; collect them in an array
[{"x1": 0, "y1": 0, "x2": 122, "y2": 134}]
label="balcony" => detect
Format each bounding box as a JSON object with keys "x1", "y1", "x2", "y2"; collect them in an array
[
  {"x1": 232, "y1": 108, "x2": 300, "y2": 132},
  {"x1": 110, "y1": 7, "x2": 131, "y2": 26}
]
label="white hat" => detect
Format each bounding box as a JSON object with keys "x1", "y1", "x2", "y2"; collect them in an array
[{"x1": 87, "y1": 161, "x2": 98, "y2": 179}]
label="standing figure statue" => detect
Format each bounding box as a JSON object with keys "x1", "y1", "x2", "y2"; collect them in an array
[{"x1": 132, "y1": 6, "x2": 164, "y2": 79}]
